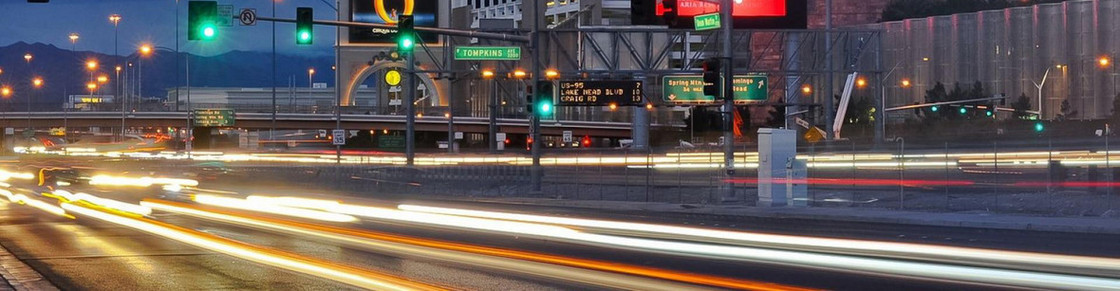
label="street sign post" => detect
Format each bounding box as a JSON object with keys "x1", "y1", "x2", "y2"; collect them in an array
[
  {"x1": 694, "y1": 13, "x2": 721, "y2": 31},
  {"x1": 239, "y1": 8, "x2": 256, "y2": 26},
  {"x1": 193, "y1": 109, "x2": 235, "y2": 127},
  {"x1": 662, "y1": 75, "x2": 768, "y2": 104},
  {"x1": 331, "y1": 129, "x2": 346, "y2": 145},
  {"x1": 558, "y1": 81, "x2": 644, "y2": 106},
  {"x1": 453, "y1": 46, "x2": 522, "y2": 61},
  {"x1": 217, "y1": 5, "x2": 234, "y2": 27}
]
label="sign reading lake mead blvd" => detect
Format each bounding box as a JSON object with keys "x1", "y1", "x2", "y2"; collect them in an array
[
  {"x1": 663, "y1": 74, "x2": 768, "y2": 104},
  {"x1": 193, "y1": 109, "x2": 235, "y2": 127},
  {"x1": 454, "y1": 46, "x2": 521, "y2": 61},
  {"x1": 558, "y1": 81, "x2": 644, "y2": 106}
]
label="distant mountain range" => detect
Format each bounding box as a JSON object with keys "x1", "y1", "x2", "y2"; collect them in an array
[{"x1": 0, "y1": 42, "x2": 335, "y2": 108}]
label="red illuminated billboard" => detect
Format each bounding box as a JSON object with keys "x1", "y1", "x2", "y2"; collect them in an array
[
  {"x1": 633, "y1": 0, "x2": 807, "y2": 29},
  {"x1": 656, "y1": 0, "x2": 789, "y2": 17}
]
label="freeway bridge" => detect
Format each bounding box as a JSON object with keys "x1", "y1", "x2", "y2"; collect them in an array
[{"x1": 0, "y1": 111, "x2": 641, "y2": 138}]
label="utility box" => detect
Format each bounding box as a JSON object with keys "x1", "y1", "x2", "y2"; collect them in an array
[
  {"x1": 788, "y1": 158, "x2": 808, "y2": 207},
  {"x1": 758, "y1": 128, "x2": 797, "y2": 207}
]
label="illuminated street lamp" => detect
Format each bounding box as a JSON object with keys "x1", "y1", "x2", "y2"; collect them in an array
[
  {"x1": 1, "y1": 87, "x2": 11, "y2": 98},
  {"x1": 1100, "y1": 56, "x2": 1111, "y2": 68},
  {"x1": 481, "y1": 70, "x2": 495, "y2": 79},
  {"x1": 87, "y1": 82, "x2": 96, "y2": 90},
  {"x1": 23, "y1": 54, "x2": 32, "y2": 64},
  {"x1": 32, "y1": 78, "x2": 42, "y2": 88},
  {"x1": 511, "y1": 69, "x2": 528, "y2": 79},
  {"x1": 544, "y1": 69, "x2": 560, "y2": 79},
  {"x1": 801, "y1": 84, "x2": 812, "y2": 95},
  {"x1": 97, "y1": 75, "x2": 109, "y2": 84},
  {"x1": 901, "y1": 79, "x2": 912, "y2": 88},
  {"x1": 86, "y1": 60, "x2": 98, "y2": 70},
  {"x1": 856, "y1": 78, "x2": 867, "y2": 88}
]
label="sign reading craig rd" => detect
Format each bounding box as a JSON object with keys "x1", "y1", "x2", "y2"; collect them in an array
[{"x1": 193, "y1": 109, "x2": 235, "y2": 127}]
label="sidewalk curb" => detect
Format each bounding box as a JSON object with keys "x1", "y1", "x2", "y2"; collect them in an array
[
  {"x1": 0, "y1": 242, "x2": 57, "y2": 291},
  {"x1": 459, "y1": 198, "x2": 1120, "y2": 235}
]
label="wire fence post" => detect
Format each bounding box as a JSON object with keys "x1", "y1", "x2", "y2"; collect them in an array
[
  {"x1": 993, "y1": 141, "x2": 999, "y2": 212},
  {"x1": 944, "y1": 142, "x2": 950, "y2": 211}
]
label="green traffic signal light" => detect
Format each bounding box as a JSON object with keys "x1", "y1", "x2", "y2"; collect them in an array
[
  {"x1": 930, "y1": 106, "x2": 939, "y2": 112},
  {"x1": 538, "y1": 101, "x2": 552, "y2": 114},
  {"x1": 959, "y1": 107, "x2": 967, "y2": 114},
  {"x1": 535, "y1": 81, "x2": 554, "y2": 118},
  {"x1": 397, "y1": 15, "x2": 415, "y2": 52},
  {"x1": 296, "y1": 7, "x2": 313, "y2": 45},
  {"x1": 188, "y1": 1, "x2": 218, "y2": 41},
  {"x1": 202, "y1": 25, "x2": 216, "y2": 39},
  {"x1": 1034, "y1": 122, "x2": 1044, "y2": 132},
  {"x1": 986, "y1": 110, "x2": 993, "y2": 117}
]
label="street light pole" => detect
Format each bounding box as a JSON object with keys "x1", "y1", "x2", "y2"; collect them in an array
[{"x1": 1032, "y1": 67, "x2": 1050, "y2": 119}]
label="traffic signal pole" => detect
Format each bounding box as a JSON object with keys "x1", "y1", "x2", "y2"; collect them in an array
[
  {"x1": 720, "y1": 0, "x2": 736, "y2": 201},
  {"x1": 405, "y1": 45, "x2": 416, "y2": 166},
  {"x1": 530, "y1": 1, "x2": 543, "y2": 193}
]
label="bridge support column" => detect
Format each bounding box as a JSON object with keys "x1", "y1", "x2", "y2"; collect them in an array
[{"x1": 631, "y1": 106, "x2": 650, "y2": 150}]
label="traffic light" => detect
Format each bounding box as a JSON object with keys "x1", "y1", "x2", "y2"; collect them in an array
[
  {"x1": 581, "y1": 135, "x2": 591, "y2": 148},
  {"x1": 296, "y1": 7, "x2": 313, "y2": 45},
  {"x1": 985, "y1": 109, "x2": 994, "y2": 117},
  {"x1": 959, "y1": 107, "x2": 968, "y2": 115},
  {"x1": 535, "y1": 81, "x2": 555, "y2": 118},
  {"x1": 188, "y1": 1, "x2": 218, "y2": 41},
  {"x1": 397, "y1": 15, "x2": 415, "y2": 52},
  {"x1": 931, "y1": 106, "x2": 939, "y2": 112},
  {"x1": 661, "y1": 0, "x2": 679, "y2": 27},
  {"x1": 1034, "y1": 122, "x2": 1045, "y2": 132},
  {"x1": 703, "y1": 57, "x2": 720, "y2": 97}
]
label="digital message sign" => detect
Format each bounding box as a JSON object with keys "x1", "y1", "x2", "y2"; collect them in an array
[
  {"x1": 558, "y1": 81, "x2": 645, "y2": 106},
  {"x1": 350, "y1": 0, "x2": 439, "y2": 44}
]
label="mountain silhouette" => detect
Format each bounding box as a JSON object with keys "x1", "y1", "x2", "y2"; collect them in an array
[{"x1": 0, "y1": 42, "x2": 334, "y2": 110}]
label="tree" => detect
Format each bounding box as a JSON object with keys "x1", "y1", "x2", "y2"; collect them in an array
[
  {"x1": 1111, "y1": 93, "x2": 1120, "y2": 124},
  {"x1": 1057, "y1": 99, "x2": 1078, "y2": 121},
  {"x1": 1011, "y1": 93, "x2": 1032, "y2": 120}
]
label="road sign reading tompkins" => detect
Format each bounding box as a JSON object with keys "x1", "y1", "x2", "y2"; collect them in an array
[
  {"x1": 193, "y1": 109, "x2": 235, "y2": 127},
  {"x1": 558, "y1": 81, "x2": 644, "y2": 106}
]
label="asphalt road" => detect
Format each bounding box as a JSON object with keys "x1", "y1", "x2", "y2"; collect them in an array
[{"x1": 3, "y1": 159, "x2": 1119, "y2": 290}]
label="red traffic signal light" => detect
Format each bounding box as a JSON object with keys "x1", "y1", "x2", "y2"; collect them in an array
[{"x1": 703, "y1": 57, "x2": 720, "y2": 97}]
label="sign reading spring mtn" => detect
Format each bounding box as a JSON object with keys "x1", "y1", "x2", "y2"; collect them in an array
[
  {"x1": 193, "y1": 109, "x2": 235, "y2": 127},
  {"x1": 349, "y1": 0, "x2": 439, "y2": 44},
  {"x1": 662, "y1": 75, "x2": 769, "y2": 104}
]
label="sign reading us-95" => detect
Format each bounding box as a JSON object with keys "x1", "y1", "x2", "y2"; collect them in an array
[
  {"x1": 558, "y1": 81, "x2": 644, "y2": 106},
  {"x1": 662, "y1": 75, "x2": 769, "y2": 104}
]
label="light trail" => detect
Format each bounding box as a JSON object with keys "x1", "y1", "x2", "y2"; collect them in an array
[
  {"x1": 399, "y1": 204, "x2": 1120, "y2": 278},
  {"x1": 228, "y1": 196, "x2": 1120, "y2": 289},
  {"x1": 60, "y1": 202, "x2": 444, "y2": 291},
  {"x1": 142, "y1": 199, "x2": 812, "y2": 291},
  {"x1": 191, "y1": 194, "x2": 358, "y2": 223}
]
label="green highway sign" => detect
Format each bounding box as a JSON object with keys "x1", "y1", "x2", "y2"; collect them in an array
[
  {"x1": 694, "y1": 13, "x2": 721, "y2": 31},
  {"x1": 663, "y1": 75, "x2": 769, "y2": 104},
  {"x1": 454, "y1": 46, "x2": 522, "y2": 61},
  {"x1": 193, "y1": 109, "x2": 235, "y2": 127}
]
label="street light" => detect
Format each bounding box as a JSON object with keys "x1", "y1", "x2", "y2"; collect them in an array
[
  {"x1": 801, "y1": 84, "x2": 812, "y2": 95},
  {"x1": 481, "y1": 70, "x2": 495, "y2": 79},
  {"x1": 29, "y1": 77, "x2": 42, "y2": 129},
  {"x1": 544, "y1": 69, "x2": 560, "y2": 79},
  {"x1": 86, "y1": 60, "x2": 98, "y2": 70},
  {"x1": 512, "y1": 69, "x2": 528, "y2": 79},
  {"x1": 900, "y1": 79, "x2": 912, "y2": 88},
  {"x1": 1, "y1": 87, "x2": 11, "y2": 98},
  {"x1": 23, "y1": 54, "x2": 32, "y2": 64},
  {"x1": 1100, "y1": 56, "x2": 1111, "y2": 68},
  {"x1": 307, "y1": 68, "x2": 315, "y2": 107},
  {"x1": 856, "y1": 77, "x2": 867, "y2": 88}
]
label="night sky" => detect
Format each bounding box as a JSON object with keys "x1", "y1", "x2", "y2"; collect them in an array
[{"x1": 0, "y1": 0, "x2": 340, "y2": 57}]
